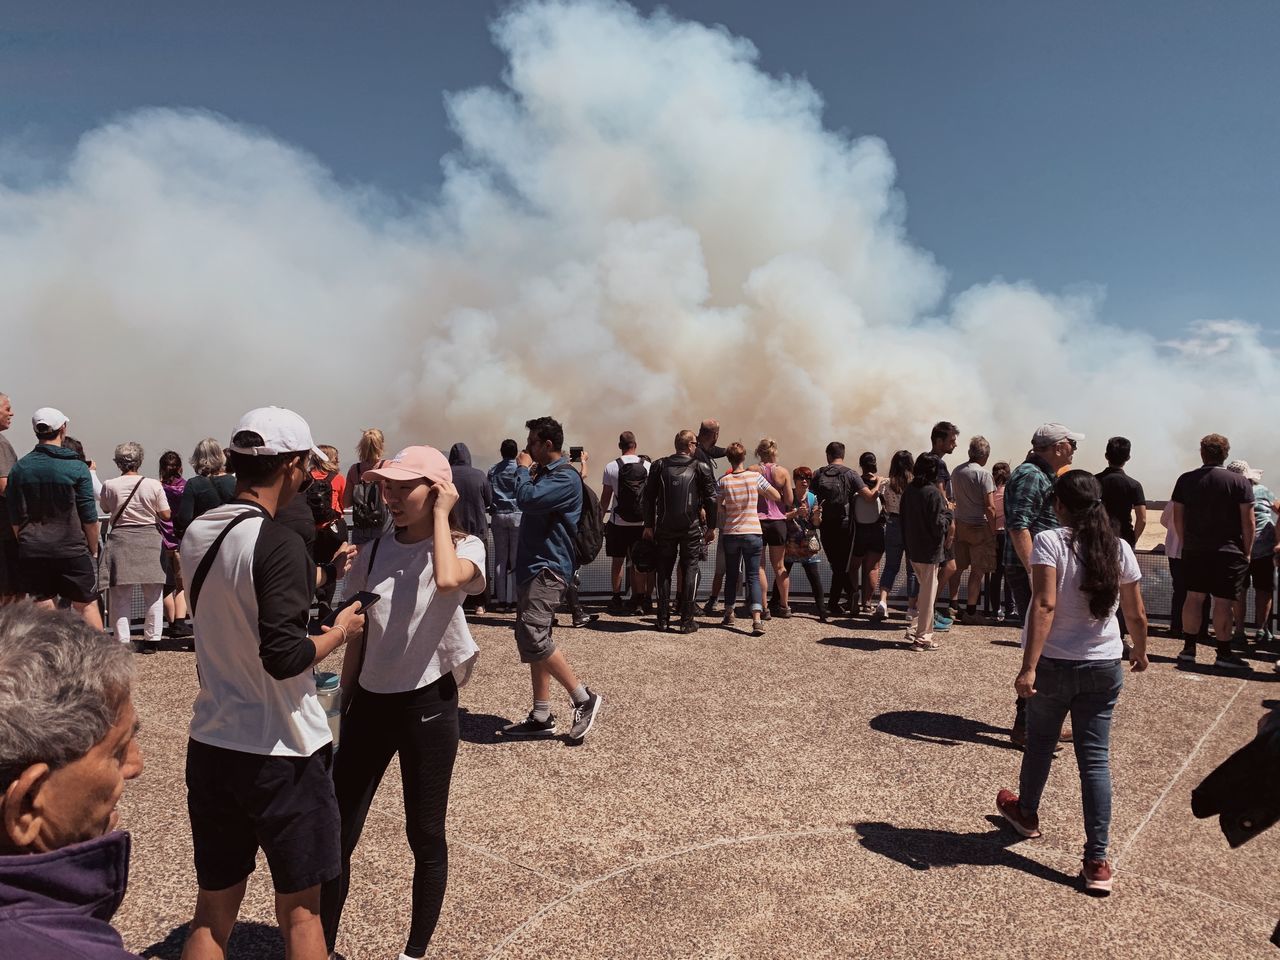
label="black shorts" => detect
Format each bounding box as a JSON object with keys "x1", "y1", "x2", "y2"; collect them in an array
[
  {"x1": 1182, "y1": 550, "x2": 1249, "y2": 601},
  {"x1": 760, "y1": 519, "x2": 788, "y2": 547},
  {"x1": 605, "y1": 522, "x2": 645, "y2": 559},
  {"x1": 1249, "y1": 555, "x2": 1276, "y2": 594},
  {"x1": 18, "y1": 552, "x2": 98, "y2": 603},
  {"x1": 186, "y1": 738, "x2": 341, "y2": 894},
  {"x1": 0, "y1": 537, "x2": 18, "y2": 595},
  {"x1": 851, "y1": 521, "x2": 886, "y2": 557}
]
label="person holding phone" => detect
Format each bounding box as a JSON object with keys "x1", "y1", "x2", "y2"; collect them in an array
[{"x1": 321, "y1": 445, "x2": 484, "y2": 960}]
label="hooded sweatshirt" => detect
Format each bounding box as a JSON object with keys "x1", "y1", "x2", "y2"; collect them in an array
[
  {"x1": 0, "y1": 831, "x2": 138, "y2": 959},
  {"x1": 448, "y1": 443, "x2": 493, "y2": 538}
]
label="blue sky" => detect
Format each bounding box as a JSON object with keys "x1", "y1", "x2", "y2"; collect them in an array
[{"x1": 3, "y1": 0, "x2": 1277, "y2": 341}]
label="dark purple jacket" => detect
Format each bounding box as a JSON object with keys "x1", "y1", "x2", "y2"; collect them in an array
[{"x1": 0, "y1": 831, "x2": 137, "y2": 959}]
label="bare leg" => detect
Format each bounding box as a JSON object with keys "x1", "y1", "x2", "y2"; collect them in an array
[
  {"x1": 1212, "y1": 596, "x2": 1235, "y2": 644},
  {"x1": 1183, "y1": 591, "x2": 1209, "y2": 637},
  {"x1": 74, "y1": 598, "x2": 103, "y2": 630},
  {"x1": 181, "y1": 881, "x2": 248, "y2": 960},
  {"x1": 276, "y1": 886, "x2": 328, "y2": 960},
  {"x1": 531, "y1": 650, "x2": 581, "y2": 703}
]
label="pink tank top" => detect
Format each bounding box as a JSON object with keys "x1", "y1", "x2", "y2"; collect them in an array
[{"x1": 757, "y1": 463, "x2": 786, "y2": 521}]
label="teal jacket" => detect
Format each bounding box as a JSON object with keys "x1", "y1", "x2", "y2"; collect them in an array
[{"x1": 7, "y1": 444, "x2": 97, "y2": 559}]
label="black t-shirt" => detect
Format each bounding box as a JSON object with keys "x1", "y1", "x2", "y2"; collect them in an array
[
  {"x1": 1096, "y1": 466, "x2": 1145, "y2": 546},
  {"x1": 1171, "y1": 465, "x2": 1254, "y2": 555},
  {"x1": 935, "y1": 456, "x2": 952, "y2": 501},
  {"x1": 275, "y1": 495, "x2": 318, "y2": 561}
]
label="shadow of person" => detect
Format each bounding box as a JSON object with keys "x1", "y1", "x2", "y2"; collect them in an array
[
  {"x1": 818, "y1": 635, "x2": 908, "y2": 653},
  {"x1": 853, "y1": 818, "x2": 1076, "y2": 889},
  {"x1": 459, "y1": 706, "x2": 519, "y2": 744},
  {"x1": 869, "y1": 710, "x2": 1020, "y2": 751},
  {"x1": 141, "y1": 921, "x2": 284, "y2": 959}
]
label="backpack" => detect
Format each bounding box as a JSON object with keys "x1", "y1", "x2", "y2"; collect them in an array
[
  {"x1": 306, "y1": 471, "x2": 340, "y2": 528},
  {"x1": 812, "y1": 464, "x2": 850, "y2": 509},
  {"x1": 571, "y1": 471, "x2": 604, "y2": 566},
  {"x1": 656, "y1": 458, "x2": 701, "y2": 532},
  {"x1": 351, "y1": 475, "x2": 388, "y2": 530},
  {"x1": 613, "y1": 456, "x2": 650, "y2": 523}
]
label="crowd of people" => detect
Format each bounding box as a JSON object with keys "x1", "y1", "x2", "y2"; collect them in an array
[{"x1": 0, "y1": 390, "x2": 1275, "y2": 957}]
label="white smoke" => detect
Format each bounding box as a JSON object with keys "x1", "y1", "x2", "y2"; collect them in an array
[{"x1": 1, "y1": 0, "x2": 1275, "y2": 493}]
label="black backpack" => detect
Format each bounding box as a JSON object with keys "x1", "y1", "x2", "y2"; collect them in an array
[
  {"x1": 306, "y1": 471, "x2": 340, "y2": 528},
  {"x1": 571, "y1": 471, "x2": 604, "y2": 566},
  {"x1": 352, "y1": 476, "x2": 388, "y2": 530},
  {"x1": 812, "y1": 464, "x2": 850, "y2": 509},
  {"x1": 613, "y1": 456, "x2": 650, "y2": 523},
  {"x1": 656, "y1": 458, "x2": 701, "y2": 532}
]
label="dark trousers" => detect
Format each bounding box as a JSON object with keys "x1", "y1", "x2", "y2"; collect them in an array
[
  {"x1": 1006, "y1": 563, "x2": 1032, "y2": 728},
  {"x1": 656, "y1": 528, "x2": 705, "y2": 627},
  {"x1": 984, "y1": 532, "x2": 1014, "y2": 614},
  {"x1": 322, "y1": 676, "x2": 459, "y2": 957},
  {"x1": 775, "y1": 560, "x2": 826, "y2": 616},
  {"x1": 1168, "y1": 556, "x2": 1210, "y2": 638},
  {"x1": 822, "y1": 523, "x2": 853, "y2": 609}
]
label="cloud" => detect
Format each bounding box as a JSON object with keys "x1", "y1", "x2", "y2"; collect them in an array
[{"x1": 1, "y1": 0, "x2": 1274, "y2": 492}]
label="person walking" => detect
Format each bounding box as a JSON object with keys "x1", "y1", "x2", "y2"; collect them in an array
[
  {"x1": 99, "y1": 442, "x2": 171, "y2": 653},
  {"x1": 487, "y1": 439, "x2": 523, "y2": 613},
  {"x1": 320, "y1": 447, "x2": 484, "y2": 960},
  {"x1": 755, "y1": 439, "x2": 793, "y2": 619},
  {"x1": 877, "y1": 450, "x2": 918, "y2": 621},
  {"x1": 1170, "y1": 433, "x2": 1254, "y2": 672},
  {"x1": 899, "y1": 454, "x2": 953, "y2": 651},
  {"x1": 499, "y1": 417, "x2": 603, "y2": 742},
  {"x1": 996, "y1": 470, "x2": 1150, "y2": 896},
  {"x1": 642, "y1": 430, "x2": 717, "y2": 633},
  {"x1": 1004, "y1": 423, "x2": 1082, "y2": 746},
  {"x1": 717, "y1": 442, "x2": 783, "y2": 636}
]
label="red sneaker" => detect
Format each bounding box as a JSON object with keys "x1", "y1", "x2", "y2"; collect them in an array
[
  {"x1": 1081, "y1": 859, "x2": 1113, "y2": 896},
  {"x1": 995, "y1": 789, "x2": 1042, "y2": 838}
]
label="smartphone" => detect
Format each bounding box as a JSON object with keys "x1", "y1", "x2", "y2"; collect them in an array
[
  {"x1": 321, "y1": 591, "x2": 380, "y2": 629},
  {"x1": 570, "y1": 446, "x2": 584, "y2": 463}
]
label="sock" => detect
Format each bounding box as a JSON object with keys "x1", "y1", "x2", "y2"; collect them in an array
[
  {"x1": 570, "y1": 684, "x2": 590, "y2": 706},
  {"x1": 1216, "y1": 640, "x2": 1232, "y2": 655},
  {"x1": 965, "y1": 605, "x2": 977, "y2": 614},
  {"x1": 531, "y1": 700, "x2": 552, "y2": 722}
]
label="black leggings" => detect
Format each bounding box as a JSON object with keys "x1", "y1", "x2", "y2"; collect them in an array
[
  {"x1": 321, "y1": 675, "x2": 459, "y2": 958},
  {"x1": 774, "y1": 560, "x2": 825, "y2": 614},
  {"x1": 822, "y1": 524, "x2": 853, "y2": 608}
]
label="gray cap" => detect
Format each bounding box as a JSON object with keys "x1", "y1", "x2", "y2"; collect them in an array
[{"x1": 1031, "y1": 423, "x2": 1085, "y2": 449}]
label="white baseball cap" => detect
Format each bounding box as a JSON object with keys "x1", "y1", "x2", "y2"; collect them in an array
[
  {"x1": 1031, "y1": 422, "x2": 1085, "y2": 448},
  {"x1": 32, "y1": 407, "x2": 69, "y2": 433},
  {"x1": 227, "y1": 406, "x2": 324, "y2": 460}
]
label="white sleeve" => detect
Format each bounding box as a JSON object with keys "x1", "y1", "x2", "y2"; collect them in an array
[
  {"x1": 756, "y1": 474, "x2": 773, "y2": 493},
  {"x1": 146, "y1": 479, "x2": 169, "y2": 516},
  {"x1": 344, "y1": 538, "x2": 373, "y2": 595},
  {"x1": 457, "y1": 535, "x2": 488, "y2": 596},
  {"x1": 1118, "y1": 540, "x2": 1142, "y2": 584},
  {"x1": 601, "y1": 461, "x2": 614, "y2": 492},
  {"x1": 1030, "y1": 530, "x2": 1060, "y2": 568}
]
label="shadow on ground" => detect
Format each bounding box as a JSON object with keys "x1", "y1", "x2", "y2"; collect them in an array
[
  {"x1": 819, "y1": 635, "x2": 907, "y2": 653},
  {"x1": 141, "y1": 921, "x2": 282, "y2": 959},
  {"x1": 853, "y1": 818, "x2": 1077, "y2": 890},
  {"x1": 869, "y1": 710, "x2": 1019, "y2": 751}
]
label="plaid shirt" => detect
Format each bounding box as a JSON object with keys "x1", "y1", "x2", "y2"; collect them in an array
[{"x1": 1002, "y1": 452, "x2": 1059, "y2": 568}]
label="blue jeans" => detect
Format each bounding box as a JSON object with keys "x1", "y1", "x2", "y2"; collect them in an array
[
  {"x1": 1018, "y1": 657, "x2": 1124, "y2": 862},
  {"x1": 880, "y1": 515, "x2": 918, "y2": 600},
  {"x1": 723, "y1": 534, "x2": 764, "y2": 612},
  {"x1": 491, "y1": 512, "x2": 521, "y2": 605}
]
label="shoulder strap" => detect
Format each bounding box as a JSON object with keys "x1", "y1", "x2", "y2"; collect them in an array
[
  {"x1": 353, "y1": 536, "x2": 382, "y2": 682},
  {"x1": 107, "y1": 478, "x2": 144, "y2": 533},
  {"x1": 188, "y1": 508, "x2": 263, "y2": 616}
]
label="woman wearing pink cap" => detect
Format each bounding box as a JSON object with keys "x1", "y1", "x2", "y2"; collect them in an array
[{"x1": 321, "y1": 445, "x2": 486, "y2": 960}]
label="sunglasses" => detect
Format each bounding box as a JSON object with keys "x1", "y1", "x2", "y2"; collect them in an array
[{"x1": 1067, "y1": 439, "x2": 1078, "y2": 451}]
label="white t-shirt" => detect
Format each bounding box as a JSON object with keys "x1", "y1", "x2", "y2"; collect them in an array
[
  {"x1": 100, "y1": 475, "x2": 169, "y2": 526},
  {"x1": 602, "y1": 454, "x2": 650, "y2": 526},
  {"x1": 1024, "y1": 527, "x2": 1142, "y2": 661},
  {"x1": 343, "y1": 531, "x2": 486, "y2": 694}
]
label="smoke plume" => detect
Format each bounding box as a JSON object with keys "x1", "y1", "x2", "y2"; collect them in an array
[{"x1": 1, "y1": 0, "x2": 1274, "y2": 493}]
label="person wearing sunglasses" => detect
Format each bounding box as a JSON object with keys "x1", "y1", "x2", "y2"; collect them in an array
[{"x1": 1002, "y1": 423, "x2": 1083, "y2": 749}]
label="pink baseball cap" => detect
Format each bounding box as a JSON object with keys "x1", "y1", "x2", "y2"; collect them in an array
[{"x1": 364, "y1": 445, "x2": 451, "y2": 484}]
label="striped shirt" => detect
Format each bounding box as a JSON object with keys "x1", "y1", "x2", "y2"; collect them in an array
[{"x1": 717, "y1": 470, "x2": 773, "y2": 535}]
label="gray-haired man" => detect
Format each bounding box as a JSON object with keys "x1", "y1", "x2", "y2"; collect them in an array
[{"x1": 0, "y1": 602, "x2": 143, "y2": 959}]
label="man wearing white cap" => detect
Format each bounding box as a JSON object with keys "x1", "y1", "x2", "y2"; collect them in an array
[
  {"x1": 4, "y1": 407, "x2": 102, "y2": 628},
  {"x1": 178, "y1": 407, "x2": 365, "y2": 960},
  {"x1": 1002, "y1": 422, "x2": 1081, "y2": 747}
]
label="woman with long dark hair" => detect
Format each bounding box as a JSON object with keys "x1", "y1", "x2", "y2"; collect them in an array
[
  {"x1": 158, "y1": 450, "x2": 189, "y2": 638},
  {"x1": 997, "y1": 470, "x2": 1149, "y2": 896},
  {"x1": 899, "y1": 453, "x2": 952, "y2": 650},
  {"x1": 877, "y1": 450, "x2": 918, "y2": 620}
]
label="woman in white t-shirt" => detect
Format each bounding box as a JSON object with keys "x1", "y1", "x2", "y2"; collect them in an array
[
  {"x1": 996, "y1": 470, "x2": 1149, "y2": 897},
  {"x1": 321, "y1": 445, "x2": 486, "y2": 960}
]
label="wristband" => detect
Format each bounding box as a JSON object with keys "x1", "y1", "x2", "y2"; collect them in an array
[{"x1": 331, "y1": 624, "x2": 347, "y2": 644}]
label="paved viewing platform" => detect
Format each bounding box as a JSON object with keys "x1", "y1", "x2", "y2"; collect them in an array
[{"x1": 116, "y1": 606, "x2": 1280, "y2": 959}]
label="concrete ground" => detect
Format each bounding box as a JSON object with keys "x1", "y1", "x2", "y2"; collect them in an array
[{"x1": 115, "y1": 602, "x2": 1280, "y2": 960}]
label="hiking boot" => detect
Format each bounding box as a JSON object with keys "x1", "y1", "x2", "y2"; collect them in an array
[
  {"x1": 1177, "y1": 641, "x2": 1198, "y2": 664},
  {"x1": 751, "y1": 620, "x2": 766, "y2": 636},
  {"x1": 721, "y1": 613, "x2": 736, "y2": 629},
  {"x1": 995, "y1": 789, "x2": 1042, "y2": 839},
  {"x1": 775, "y1": 606, "x2": 792, "y2": 619},
  {"x1": 702, "y1": 598, "x2": 720, "y2": 617},
  {"x1": 761, "y1": 608, "x2": 772, "y2": 622},
  {"x1": 1214, "y1": 651, "x2": 1251, "y2": 673},
  {"x1": 569, "y1": 689, "x2": 603, "y2": 742},
  {"x1": 1081, "y1": 859, "x2": 1113, "y2": 896},
  {"x1": 501, "y1": 712, "x2": 558, "y2": 739},
  {"x1": 678, "y1": 620, "x2": 699, "y2": 635}
]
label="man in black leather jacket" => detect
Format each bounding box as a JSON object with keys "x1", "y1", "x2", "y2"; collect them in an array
[{"x1": 643, "y1": 430, "x2": 717, "y2": 634}]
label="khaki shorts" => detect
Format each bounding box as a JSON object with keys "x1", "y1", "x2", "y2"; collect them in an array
[
  {"x1": 515, "y1": 568, "x2": 567, "y2": 663},
  {"x1": 954, "y1": 523, "x2": 997, "y2": 576}
]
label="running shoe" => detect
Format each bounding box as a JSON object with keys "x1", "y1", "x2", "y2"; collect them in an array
[
  {"x1": 569, "y1": 689, "x2": 603, "y2": 741},
  {"x1": 1080, "y1": 859, "x2": 1113, "y2": 896},
  {"x1": 501, "y1": 712, "x2": 558, "y2": 738},
  {"x1": 571, "y1": 613, "x2": 600, "y2": 628},
  {"x1": 870, "y1": 603, "x2": 887, "y2": 623},
  {"x1": 932, "y1": 614, "x2": 953, "y2": 632},
  {"x1": 995, "y1": 789, "x2": 1042, "y2": 839},
  {"x1": 1176, "y1": 641, "x2": 1198, "y2": 664},
  {"x1": 1214, "y1": 651, "x2": 1252, "y2": 673},
  {"x1": 751, "y1": 619, "x2": 766, "y2": 636}
]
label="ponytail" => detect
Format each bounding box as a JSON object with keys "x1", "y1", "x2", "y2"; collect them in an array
[{"x1": 1056, "y1": 470, "x2": 1121, "y2": 619}]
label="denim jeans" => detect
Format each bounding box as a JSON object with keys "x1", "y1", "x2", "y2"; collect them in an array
[
  {"x1": 491, "y1": 512, "x2": 521, "y2": 605},
  {"x1": 723, "y1": 534, "x2": 764, "y2": 612},
  {"x1": 1019, "y1": 657, "x2": 1124, "y2": 862},
  {"x1": 880, "y1": 515, "x2": 919, "y2": 601}
]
